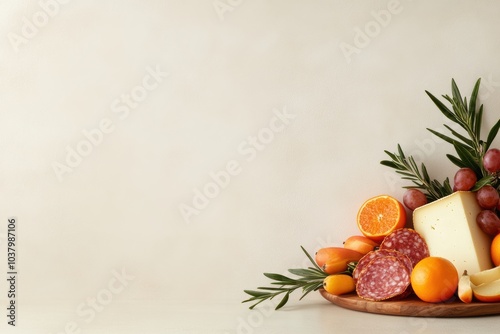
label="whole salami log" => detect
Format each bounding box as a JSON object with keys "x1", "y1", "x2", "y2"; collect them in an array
[
  {"x1": 353, "y1": 249, "x2": 412, "y2": 284},
  {"x1": 356, "y1": 256, "x2": 411, "y2": 301},
  {"x1": 379, "y1": 228, "x2": 430, "y2": 267}
]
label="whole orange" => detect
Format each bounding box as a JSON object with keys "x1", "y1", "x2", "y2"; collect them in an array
[
  {"x1": 410, "y1": 257, "x2": 458, "y2": 303},
  {"x1": 491, "y1": 233, "x2": 500, "y2": 266}
]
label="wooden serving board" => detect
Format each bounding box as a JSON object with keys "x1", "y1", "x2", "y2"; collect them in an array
[{"x1": 319, "y1": 289, "x2": 500, "y2": 317}]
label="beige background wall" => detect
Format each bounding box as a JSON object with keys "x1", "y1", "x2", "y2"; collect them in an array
[{"x1": 1, "y1": 0, "x2": 500, "y2": 333}]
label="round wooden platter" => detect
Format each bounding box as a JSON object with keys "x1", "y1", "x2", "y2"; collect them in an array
[{"x1": 319, "y1": 289, "x2": 500, "y2": 317}]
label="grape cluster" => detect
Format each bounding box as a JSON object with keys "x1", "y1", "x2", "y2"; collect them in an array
[
  {"x1": 474, "y1": 148, "x2": 500, "y2": 235},
  {"x1": 403, "y1": 148, "x2": 500, "y2": 235}
]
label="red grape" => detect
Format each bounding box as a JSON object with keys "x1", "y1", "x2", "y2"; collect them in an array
[
  {"x1": 403, "y1": 189, "x2": 428, "y2": 211},
  {"x1": 476, "y1": 185, "x2": 500, "y2": 209},
  {"x1": 476, "y1": 210, "x2": 500, "y2": 236},
  {"x1": 453, "y1": 168, "x2": 477, "y2": 191},
  {"x1": 483, "y1": 148, "x2": 500, "y2": 174}
]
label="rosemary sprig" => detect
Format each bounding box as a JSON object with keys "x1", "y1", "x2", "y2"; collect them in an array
[
  {"x1": 426, "y1": 79, "x2": 500, "y2": 191},
  {"x1": 382, "y1": 78, "x2": 500, "y2": 200},
  {"x1": 242, "y1": 246, "x2": 354, "y2": 310},
  {"x1": 425, "y1": 78, "x2": 500, "y2": 184},
  {"x1": 381, "y1": 144, "x2": 452, "y2": 201}
]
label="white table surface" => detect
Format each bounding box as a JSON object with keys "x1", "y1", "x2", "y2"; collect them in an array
[{"x1": 6, "y1": 296, "x2": 500, "y2": 334}]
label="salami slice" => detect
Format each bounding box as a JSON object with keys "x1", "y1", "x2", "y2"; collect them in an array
[
  {"x1": 352, "y1": 250, "x2": 380, "y2": 283},
  {"x1": 353, "y1": 249, "x2": 412, "y2": 284},
  {"x1": 379, "y1": 228, "x2": 430, "y2": 267},
  {"x1": 356, "y1": 256, "x2": 411, "y2": 301}
]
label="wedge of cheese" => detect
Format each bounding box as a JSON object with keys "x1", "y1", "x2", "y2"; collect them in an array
[{"x1": 413, "y1": 191, "x2": 492, "y2": 275}]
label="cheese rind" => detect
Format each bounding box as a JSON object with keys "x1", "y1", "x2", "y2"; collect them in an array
[{"x1": 413, "y1": 191, "x2": 492, "y2": 275}]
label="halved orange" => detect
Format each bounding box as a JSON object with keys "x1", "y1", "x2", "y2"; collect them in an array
[{"x1": 356, "y1": 195, "x2": 406, "y2": 242}]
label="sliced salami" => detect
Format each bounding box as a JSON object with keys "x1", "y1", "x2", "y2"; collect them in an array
[
  {"x1": 379, "y1": 228, "x2": 430, "y2": 267},
  {"x1": 356, "y1": 256, "x2": 411, "y2": 301},
  {"x1": 353, "y1": 249, "x2": 412, "y2": 284}
]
